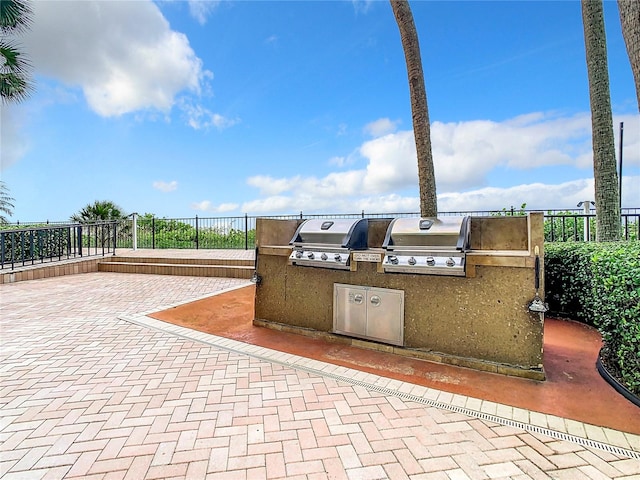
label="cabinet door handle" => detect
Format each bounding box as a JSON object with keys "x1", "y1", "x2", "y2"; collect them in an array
[{"x1": 370, "y1": 295, "x2": 381, "y2": 307}]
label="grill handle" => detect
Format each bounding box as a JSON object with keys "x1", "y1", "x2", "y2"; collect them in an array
[{"x1": 456, "y1": 216, "x2": 472, "y2": 252}]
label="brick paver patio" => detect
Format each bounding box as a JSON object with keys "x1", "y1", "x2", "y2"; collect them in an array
[{"x1": 1, "y1": 272, "x2": 639, "y2": 479}]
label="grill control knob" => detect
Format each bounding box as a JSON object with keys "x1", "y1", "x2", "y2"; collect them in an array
[
  {"x1": 321, "y1": 253, "x2": 328, "y2": 261},
  {"x1": 408, "y1": 256, "x2": 417, "y2": 266},
  {"x1": 295, "y1": 250, "x2": 303, "y2": 259},
  {"x1": 307, "y1": 252, "x2": 315, "y2": 260},
  {"x1": 388, "y1": 255, "x2": 399, "y2": 265},
  {"x1": 334, "y1": 253, "x2": 342, "y2": 262},
  {"x1": 446, "y1": 257, "x2": 456, "y2": 267},
  {"x1": 426, "y1": 256, "x2": 435, "y2": 266}
]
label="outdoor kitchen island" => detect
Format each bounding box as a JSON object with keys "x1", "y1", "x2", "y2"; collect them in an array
[{"x1": 253, "y1": 213, "x2": 546, "y2": 380}]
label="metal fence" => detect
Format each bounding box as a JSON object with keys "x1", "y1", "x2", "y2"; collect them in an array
[
  {"x1": 2, "y1": 210, "x2": 638, "y2": 262},
  {"x1": 118, "y1": 209, "x2": 639, "y2": 250},
  {"x1": 1, "y1": 222, "x2": 118, "y2": 270}
]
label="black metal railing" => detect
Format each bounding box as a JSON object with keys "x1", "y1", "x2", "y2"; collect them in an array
[
  {"x1": 3, "y1": 209, "x2": 638, "y2": 256},
  {"x1": 116, "y1": 209, "x2": 639, "y2": 250},
  {"x1": 543, "y1": 213, "x2": 639, "y2": 242},
  {"x1": 0, "y1": 222, "x2": 118, "y2": 270}
]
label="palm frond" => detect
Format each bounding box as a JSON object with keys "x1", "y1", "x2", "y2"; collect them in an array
[
  {"x1": 0, "y1": 181, "x2": 15, "y2": 222},
  {"x1": 0, "y1": 41, "x2": 33, "y2": 103},
  {"x1": 0, "y1": 0, "x2": 33, "y2": 34}
]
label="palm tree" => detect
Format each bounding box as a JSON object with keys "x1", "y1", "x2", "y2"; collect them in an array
[
  {"x1": 0, "y1": 181, "x2": 15, "y2": 224},
  {"x1": 71, "y1": 200, "x2": 128, "y2": 248},
  {"x1": 1, "y1": 0, "x2": 33, "y2": 104},
  {"x1": 71, "y1": 200, "x2": 127, "y2": 223},
  {"x1": 581, "y1": 0, "x2": 620, "y2": 241},
  {"x1": 390, "y1": 0, "x2": 437, "y2": 217},
  {"x1": 618, "y1": 0, "x2": 639, "y2": 111}
]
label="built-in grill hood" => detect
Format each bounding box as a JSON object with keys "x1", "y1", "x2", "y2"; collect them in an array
[
  {"x1": 289, "y1": 218, "x2": 369, "y2": 270},
  {"x1": 382, "y1": 216, "x2": 471, "y2": 276}
]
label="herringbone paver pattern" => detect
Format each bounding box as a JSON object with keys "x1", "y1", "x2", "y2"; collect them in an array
[{"x1": 1, "y1": 273, "x2": 638, "y2": 479}]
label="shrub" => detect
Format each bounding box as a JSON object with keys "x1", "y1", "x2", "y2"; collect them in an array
[
  {"x1": 545, "y1": 241, "x2": 640, "y2": 395},
  {"x1": 590, "y1": 243, "x2": 640, "y2": 394},
  {"x1": 545, "y1": 242, "x2": 600, "y2": 325}
]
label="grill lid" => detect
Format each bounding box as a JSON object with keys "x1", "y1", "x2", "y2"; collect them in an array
[
  {"x1": 382, "y1": 216, "x2": 471, "y2": 276},
  {"x1": 382, "y1": 216, "x2": 470, "y2": 251},
  {"x1": 290, "y1": 218, "x2": 369, "y2": 250}
]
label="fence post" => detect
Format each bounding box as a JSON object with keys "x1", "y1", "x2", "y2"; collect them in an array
[
  {"x1": 77, "y1": 226, "x2": 83, "y2": 256},
  {"x1": 30, "y1": 229, "x2": 35, "y2": 263},
  {"x1": 132, "y1": 213, "x2": 138, "y2": 251},
  {"x1": 583, "y1": 201, "x2": 589, "y2": 242},
  {"x1": 11, "y1": 232, "x2": 15, "y2": 269},
  {"x1": 245, "y1": 214, "x2": 248, "y2": 250},
  {"x1": 66, "y1": 227, "x2": 71, "y2": 259},
  {"x1": 195, "y1": 215, "x2": 199, "y2": 249},
  {"x1": 578, "y1": 201, "x2": 594, "y2": 242},
  {"x1": 113, "y1": 221, "x2": 117, "y2": 255},
  {"x1": 152, "y1": 217, "x2": 156, "y2": 249}
]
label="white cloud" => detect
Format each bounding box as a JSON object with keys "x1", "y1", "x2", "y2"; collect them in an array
[
  {"x1": 188, "y1": 0, "x2": 221, "y2": 25},
  {"x1": 0, "y1": 106, "x2": 29, "y2": 171},
  {"x1": 180, "y1": 101, "x2": 240, "y2": 130},
  {"x1": 616, "y1": 114, "x2": 640, "y2": 168},
  {"x1": 153, "y1": 180, "x2": 178, "y2": 193},
  {"x1": 328, "y1": 156, "x2": 347, "y2": 167},
  {"x1": 430, "y1": 113, "x2": 593, "y2": 191},
  {"x1": 238, "y1": 111, "x2": 639, "y2": 215},
  {"x1": 191, "y1": 200, "x2": 239, "y2": 213},
  {"x1": 216, "y1": 203, "x2": 240, "y2": 213},
  {"x1": 246, "y1": 175, "x2": 303, "y2": 196},
  {"x1": 360, "y1": 131, "x2": 417, "y2": 193},
  {"x1": 363, "y1": 118, "x2": 399, "y2": 137},
  {"x1": 438, "y1": 176, "x2": 640, "y2": 212},
  {"x1": 352, "y1": 0, "x2": 374, "y2": 14},
  {"x1": 25, "y1": 1, "x2": 210, "y2": 117},
  {"x1": 238, "y1": 176, "x2": 639, "y2": 216}
]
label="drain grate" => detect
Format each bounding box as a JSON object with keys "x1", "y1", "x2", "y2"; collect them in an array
[
  {"x1": 125, "y1": 315, "x2": 640, "y2": 460},
  {"x1": 312, "y1": 370, "x2": 638, "y2": 458}
]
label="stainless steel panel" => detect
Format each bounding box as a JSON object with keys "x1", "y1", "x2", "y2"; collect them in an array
[
  {"x1": 333, "y1": 284, "x2": 404, "y2": 346},
  {"x1": 288, "y1": 248, "x2": 350, "y2": 270},
  {"x1": 381, "y1": 216, "x2": 470, "y2": 276},
  {"x1": 290, "y1": 218, "x2": 368, "y2": 250},
  {"x1": 383, "y1": 216, "x2": 470, "y2": 251},
  {"x1": 382, "y1": 252, "x2": 466, "y2": 276},
  {"x1": 334, "y1": 285, "x2": 367, "y2": 337},
  {"x1": 365, "y1": 288, "x2": 404, "y2": 346}
]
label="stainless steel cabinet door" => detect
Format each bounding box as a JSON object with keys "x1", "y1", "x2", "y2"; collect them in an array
[
  {"x1": 334, "y1": 285, "x2": 367, "y2": 337},
  {"x1": 333, "y1": 284, "x2": 404, "y2": 346},
  {"x1": 365, "y1": 289, "x2": 404, "y2": 346}
]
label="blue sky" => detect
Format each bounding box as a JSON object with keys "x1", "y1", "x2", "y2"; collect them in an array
[{"x1": 1, "y1": 0, "x2": 638, "y2": 222}]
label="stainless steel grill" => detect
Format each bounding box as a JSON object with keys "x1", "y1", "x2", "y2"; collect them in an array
[
  {"x1": 289, "y1": 218, "x2": 369, "y2": 270},
  {"x1": 382, "y1": 216, "x2": 471, "y2": 276}
]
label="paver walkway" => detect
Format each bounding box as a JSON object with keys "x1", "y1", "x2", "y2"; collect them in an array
[{"x1": 1, "y1": 273, "x2": 639, "y2": 479}]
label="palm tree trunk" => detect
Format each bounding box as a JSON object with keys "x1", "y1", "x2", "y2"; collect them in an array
[
  {"x1": 390, "y1": 0, "x2": 437, "y2": 217},
  {"x1": 582, "y1": 0, "x2": 621, "y2": 241},
  {"x1": 618, "y1": 0, "x2": 640, "y2": 111}
]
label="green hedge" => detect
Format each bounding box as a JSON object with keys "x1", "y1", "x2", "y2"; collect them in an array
[{"x1": 545, "y1": 242, "x2": 640, "y2": 395}]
